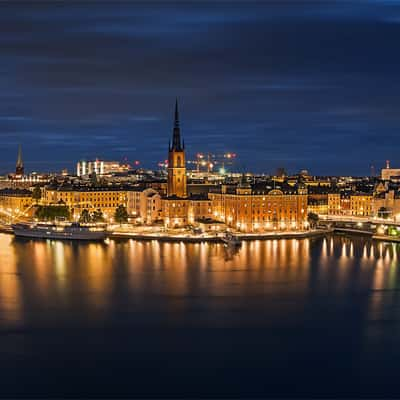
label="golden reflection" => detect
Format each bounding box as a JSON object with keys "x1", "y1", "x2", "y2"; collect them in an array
[
  {"x1": 86, "y1": 242, "x2": 112, "y2": 310},
  {"x1": 321, "y1": 238, "x2": 327, "y2": 260},
  {"x1": 362, "y1": 244, "x2": 368, "y2": 261},
  {"x1": 54, "y1": 241, "x2": 66, "y2": 290},
  {"x1": 1, "y1": 233, "x2": 399, "y2": 328},
  {"x1": 0, "y1": 235, "x2": 22, "y2": 325},
  {"x1": 366, "y1": 242, "x2": 400, "y2": 323}
]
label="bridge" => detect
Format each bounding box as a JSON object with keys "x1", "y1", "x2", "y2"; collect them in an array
[{"x1": 318, "y1": 215, "x2": 400, "y2": 242}]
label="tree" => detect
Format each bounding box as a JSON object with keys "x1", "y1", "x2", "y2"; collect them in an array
[
  {"x1": 114, "y1": 204, "x2": 128, "y2": 224},
  {"x1": 35, "y1": 205, "x2": 70, "y2": 221},
  {"x1": 377, "y1": 206, "x2": 390, "y2": 219},
  {"x1": 32, "y1": 186, "x2": 41, "y2": 204},
  {"x1": 79, "y1": 209, "x2": 91, "y2": 223},
  {"x1": 92, "y1": 209, "x2": 105, "y2": 223},
  {"x1": 307, "y1": 212, "x2": 319, "y2": 229}
]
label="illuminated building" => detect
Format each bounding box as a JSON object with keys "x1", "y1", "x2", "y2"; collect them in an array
[
  {"x1": 43, "y1": 184, "x2": 127, "y2": 220},
  {"x1": 328, "y1": 193, "x2": 341, "y2": 215},
  {"x1": 208, "y1": 179, "x2": 308, "y2": 232},
  {"x1": 0, "y1": 188, "x2": 34, "y2": 219},
  {"x1": 350, "y1": 194, "x2": 372, "y2": 216},
  {"x1": 381, "y1": 160, "x2": 400, "y2": 181},
  {"x1": 161, "y1": 101, "x2": 216, "y2": 228},
  {"x1": 372, "y1": 190, "x2": 400, "y2": 220},
  {"x1": 162, "y1": 100, "x2": 190, "y2": 227},
  {"x1": 126, "y1": 188, "x2": 162, "y2": 224},
  {"x1": 167, "y1": 99, "x2": 187, "y2": 197},
  {"x1": 307, "y1": 186, "x2": 329, "y2": 215},
  {"x1": 76, "y1": 159, "x2": 131, "y2": 176},
  {"x1": 5, "y1": 145, "x2": 49, "y2": 188}
]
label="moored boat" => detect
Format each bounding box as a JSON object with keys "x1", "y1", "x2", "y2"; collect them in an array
[
  {"x1": 12, "y1": 222, "x2": 107, "y2": 241},
  {"x1": 221, "y1": 232, "x2": 242, "y2": 247}
]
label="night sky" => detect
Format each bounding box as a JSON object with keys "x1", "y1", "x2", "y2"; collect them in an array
[{"x1": 1, "y1": 1, "x2": 400, "y2": 176}]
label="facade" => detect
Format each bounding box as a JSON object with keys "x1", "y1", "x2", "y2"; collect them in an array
[
  {"x1": 163, "y1": 196, "x2": 190, "y2": 228},
  {"x1": 44, "y1": 184, "x2": 127, "y2": 220},
  {"x1": 372, "y1": 190, "x2": 400, "y2": 221},
  {"x1": 350, "y1": 194, "x2": 373, "y2": 217},
  {"x1": 307, "y1": 195, "x2": 328, "y2": 215},
  {"x1": 327, "y1": 193, "x2": 341, "y2": 215},
  {"x1": 209, "y1": 184, "x2": 308, "y2": 232},
  {"x1": 381, "y1": 161, "x2": 400, "y2": 181},
  {"x1": 0, "y1": 188, "x2": 33, "y2": 219},
  {"x1": 163, "y1": 195, "x2": 213, "y2": 229},
  {"x1": 126, "y1": 188, "x2": 162, "y2": 224}
]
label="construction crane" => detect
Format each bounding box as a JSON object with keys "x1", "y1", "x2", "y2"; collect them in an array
[{"x1": 190, "y1": 152, "x2": 238, "y2": 173}]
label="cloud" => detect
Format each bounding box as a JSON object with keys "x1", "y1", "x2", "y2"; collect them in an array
[{"x1": 0, "y1": 2, "x2": 400, "y2": 175}]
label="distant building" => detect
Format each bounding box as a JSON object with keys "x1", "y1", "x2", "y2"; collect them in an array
[
  {"x1": 381, "y1": 160, "x2": 400, "y2": 181},
  {"x1": 350, "y1": 193, "x2": 373, "y2": 217},
  {"x1": 76, "y1": 159, "x2": 131, "y2": 177},
  {"x1": 5, "y1": 145, "x2": 49, "y2": 188}
]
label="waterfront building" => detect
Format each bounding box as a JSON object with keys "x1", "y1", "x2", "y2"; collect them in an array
[
  {"x1": 126, "y1": 188, "x2": 162, "y2": 224},
  {"x1": 208, "y1": 179, "x2": 308, "y2": 232},
  {"x1": 350, "y1": 193, "x2": 373, "y2": 217},
  {"x1": 0, "y1": 188, "x2": 34, "y2": 219},
  {"x1": 160, "y1": 100, "x2": 309, "y2": 232},
  {"x1": 43, "y1": 183, "x2": 128, "y2": 221}
]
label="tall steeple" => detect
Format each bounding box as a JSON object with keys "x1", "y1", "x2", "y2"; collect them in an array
[
  {"x1": 15, "y1": 144, "x2": 24, "y2": 176},
  {"x1": 171, "y1": 98, "x2": 183, "y2": 151},
  {"x1": 167, "y1": 99, "x2": 187, "y2": 197}
]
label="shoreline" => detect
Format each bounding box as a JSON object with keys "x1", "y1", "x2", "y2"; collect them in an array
[
  {"x1": 3, "y1": 223, "x2": 400, "y2": 243},
  {"x1": 110, "y1": 228, "x2": 332, "y2": 242}
]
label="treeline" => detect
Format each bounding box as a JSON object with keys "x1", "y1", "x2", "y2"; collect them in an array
[
  {"x1": 79, "y1": 209, "x2": 105, "y2": 223},
  {"x1": 35, "y1": 205, "x2": 70, "y2": 221},
  {"x1": 33, "y1": 204, "x2": 129, "y2": 224}
]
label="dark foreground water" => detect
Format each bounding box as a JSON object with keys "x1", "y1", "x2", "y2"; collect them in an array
[{"x1": 1, "y1": 233, "x2": 400, "y2": 397}]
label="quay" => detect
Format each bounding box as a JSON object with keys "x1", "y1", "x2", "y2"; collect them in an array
[{"x1": 110, "y1": 228, "x2": 331, "y2": 243}]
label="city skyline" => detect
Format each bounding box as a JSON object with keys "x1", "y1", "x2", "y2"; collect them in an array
[{"x1": 1, "y1": 2, "x2": 400, "y2": 175}]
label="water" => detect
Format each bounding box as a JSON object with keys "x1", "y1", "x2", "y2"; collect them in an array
[{"x1": 0, "y1": 233, "x2": 400, "y2": 397}]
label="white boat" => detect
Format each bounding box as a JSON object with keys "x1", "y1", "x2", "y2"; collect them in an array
[
  {"x1": 12, "y1": 222, "x2": 107, "y2": 241},
  {"x1": 221, "y1": 232, "x2": 242, "y2": 247}
]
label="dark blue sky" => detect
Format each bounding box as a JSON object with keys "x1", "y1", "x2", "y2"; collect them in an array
[{"x1": 1, "y1": 1, "x2": 400, "y2": 175}]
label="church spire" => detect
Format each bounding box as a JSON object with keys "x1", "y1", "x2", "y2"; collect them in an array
[
  {"x1": 171, "y1": 98, "x2": 183, "y2": 151},
  {"x1": 16, "y1": 144, "x2": 24, "y2": 176}
]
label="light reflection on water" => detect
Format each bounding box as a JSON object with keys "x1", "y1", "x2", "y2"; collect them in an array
[
  {"x1": 1, "y1": 233, "x2": 400, "y2": 396},
  {"x1": 0, "y1": 233, "x2": 399, "y2": 327}
]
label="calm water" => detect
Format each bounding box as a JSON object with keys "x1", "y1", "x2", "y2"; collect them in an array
[{"x1": 1, "y1": 233, "x2": 400, "y2": 397}]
